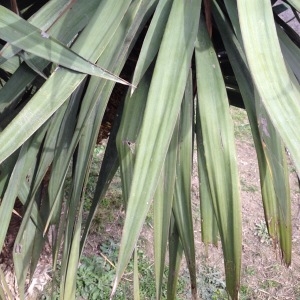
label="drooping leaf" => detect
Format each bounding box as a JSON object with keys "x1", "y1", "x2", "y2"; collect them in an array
[
  {"x1": 213, "y1": 0, "x2": 292, "y2": 265},
  {"x1": 172, "y1": 71, "x2": 197, "y2": 299},
  {"x1": 195, "y1": 16, "x2": 242, "y2": 299},
  {"x1": 153, "y1": 110, "x2": 179, "y2": 300},
  {"x1": 80, "y1": 0, "x2": 157, "y2": 254},
  {"x1": 0, "y1": 0, "x2": 132, "y2": 165},
  {"x1": 0, "y1": 0, "x2": 76, "y2": 61},
  {"x1": 256, "y1": 98, "x2": 292, "y2": 264},
  {"x1": 237, "y1": 0, "x2": 300, "y2": 176},
  {"x1": 0, "y1": 0, "x2": 99, "y2": 117},
  {"x1": 0, "y1": 6, "x2": 131, "y2": 85},
  {"x1": 196, "y1": 109, "x2": 219, "y2": 247},
  {"x1": 167, "y1": 215, "x2": 183, "y2": 299},
  {"x1": 113, "y1": 0, "x2": 202, "y2": 293},
  {"x1": 131, "y1": 0, "x2": 173, "y2": 90}
]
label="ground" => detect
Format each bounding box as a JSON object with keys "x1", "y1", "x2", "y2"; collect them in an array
[
  {"x1": 77, "y1": 106, "x2": 300, "y2": 299},
  {"x1": 1, "y1": 107, "x2": 300, "y2": 299}
]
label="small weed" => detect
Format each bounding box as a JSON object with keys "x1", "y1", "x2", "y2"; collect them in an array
[
  {"x1": 230, "y1": 106, "x2": 252, "y2": 141},
  {"x1": 254, "y1": 220, "x2": 272, "y2": 245},
  {"x1": 82, "y1": 145, "x2": 106, "y2": 212},
  {"x1": 241, "y1": 179, "x2": 258, "y2": 193},
  {"x1": 239, "y1": 285, "x2": 254, "y2": 300},
  {"x1": 197, "y1": 265, "x2": 226, "y2": 300},
  {"x1": 260, "y1": 279, "x2": 282, "y2": 290},
  {"x1": 244, "y1": 266, "x2": 255, "y2": 276},
  {"x1": 89, "y1": 195, "x2": 123, "y2": 234},
  {"x1": 42, "y1": 239, "x2": 188, "y2": 299},
  {"x1": 293, "y1": 285, "x2": 300, "y2": 298}
]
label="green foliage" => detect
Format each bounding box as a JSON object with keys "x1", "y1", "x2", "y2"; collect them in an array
[
  {"x1": 197, "y1": 266, "x2": 226, "y2": 300},
  {"x1": 0, "y1": 0, "x2": 299, "y2": 299},
  {"x1": 230, "y1": 107, "x2": 252, "y2": 142},
  {"x1": 254, "y1": 220, "x2": 272, "y2": 245},
  {"x1": 42, "y1": 240, "x2": 187, "y2": 300}
]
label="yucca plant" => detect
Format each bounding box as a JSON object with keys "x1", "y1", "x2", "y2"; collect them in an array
[{"x1": 0, "y1": 0, "x2": 299, "y2": 299}]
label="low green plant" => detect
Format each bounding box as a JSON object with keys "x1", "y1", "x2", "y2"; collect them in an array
[
  {"x1": 244, "y1": 266, "x2": 256, "y2": 276},
  {"x1": 197, "y1": 265, "x2": 227, "y2": 300},
  {"x1": 260, "y1": 279, "x2": 281, "y2": 290},
  {"x1": 0, "y1": 1, "x2": 299, "y2": 299},
  {"x1": 239, "y1": 285, "x2": 254, "y2": 300},
  {"x1": 254, "y1": 220, "x2": 272, "y2": 245},
  {"x1": 241, "y1": 179, "x2": 259, "y2": 193},
  {"x1": 42, "y1": 239, "x2": 189, "y2": 299},
  {"x1": 230, "y1": 107, "x2": 252, "y2": 142},
  {"x1": 84, "y1": 145, "x2": 106, "y2": 211}
]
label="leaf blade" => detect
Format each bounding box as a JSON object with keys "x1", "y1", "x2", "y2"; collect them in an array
[{"x1": 0, "y1": 5, "x2": 130, "y2": 85}]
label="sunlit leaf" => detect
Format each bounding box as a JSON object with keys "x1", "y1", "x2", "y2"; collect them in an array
[
  {"x1": 195, "y1": 16, "x2": 242, "y2": 299},
  {"x1": 237, "y1": 0, "x2": 300, "y2": 176},
  {"x1": 113, "y1": 0, "x2": 202, "y2": 293},
  {"x1": 0, "y1": 6, "x2": 131, "y2": 85}
]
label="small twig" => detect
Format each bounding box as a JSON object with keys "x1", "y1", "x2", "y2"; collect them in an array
[
  {"x1": 268, "y1": 278, "x2": 284, "y2": 286},
  {"x1": 257, "y1": 289, "x2": 270, "y2": 295},
  {"x1": 121, "y1": 276, "x2": 133, "y2": 282},
  {"x1": 99, "y1": 252, "x2": 115, "y2": 268}
]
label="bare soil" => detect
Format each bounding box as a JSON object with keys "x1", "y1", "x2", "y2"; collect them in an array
[{"x1": 191, "y1": 138, "x2": 300, "y2": 299}]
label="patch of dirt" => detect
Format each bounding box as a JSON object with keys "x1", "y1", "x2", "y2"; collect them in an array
[
  {"x1": 190, "y1": 137, "x2": 300, "y2": 299},
  {"x1": 83, "y1": 107, "x2": 300, "y2": 299},
  {"x1": 89, "y1": 112, "x2": 300, "y2": 299},
  {"x1": 0, "y1": 202, "x2": 52, "y2": 300}
]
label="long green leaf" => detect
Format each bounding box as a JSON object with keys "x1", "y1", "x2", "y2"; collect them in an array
[
  {"x1": 0, "y1": 0, "x2": 75, "y2": 61},
  {"x1": 213, "y1": 0, "x2": 292, "y2": 265},
  {"x1": 196, "y1": 110, "x2": 218, "y2": 246},
  {"x1": 0, "y1": 0, "x2": 132, "y2": 165},
  {"x1": 13, "y1": 215, "x2": 36, "y2": 300},
  {"x1": 117, "y1": 70, "x2": 151, "y2": 204},
  {"x1": 131, "y1": 0, "x2": 173, "y2": 89},
  {"x1": 237, "y1": 0, "x2": 300, "y2": 176},
  {"x1": 61, "y1": 202, "x2": 83, "y2": 300},
  {"x1": 0, "y1": 6, "x2": 130, "y2": 85},
  {"x1": 11, "y1": 124, "x2": 48, "y2": 299},
  {"x1": 0, "y1": 139, "x2": 31, "y2": 252},
  {"x1": 113, "y1": 0, "x2": 202, "y2": 293},
  {"x1": 0, "y1": 0, "x2": 99, "y2": 117},
  {"x1": 195, "y1": 16, "x2": 242, "y2": 299},
  {"x1": 153, "y1": 115, "x2": 179, "y2": 300},
  {"x1": 47, "y1": 83, "x2": 83, "y2": 225},
  {"x1": 256, "y1": 97, "x2": 292, "y2": 264},
  {"x1": 167, "y1": 215, "x2": 183, "y2": 299},
  {"x1": 277, "y1": 24, "x2": 300, "y2": 82},
  {"x1": 133, "y1": 248, "x2": 140, "y2": 300},
  {"x1": 56, "y1": 86, "x2": 89, "y2": 298},
  {"x1": 172, "y1": 71, "x2": 197, "y2": 299}
]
